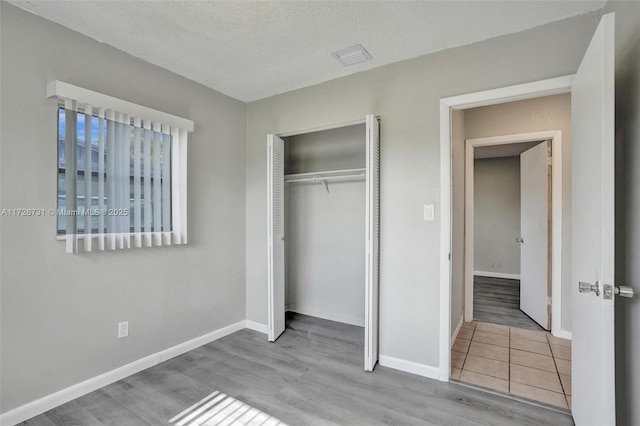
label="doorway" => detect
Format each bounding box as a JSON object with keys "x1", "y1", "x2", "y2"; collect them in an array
[
  {"x1": 470, "y1": 140, "x2": 550, "y2": 331},
  {"x1": 440, "y1": 84, "x2": 573, "y2": 410},
  {"x1": 439, "y1": 78, "x2": 575, "y2": 382},
  {"x1": 441, "y1": 13, "x2": 617, "y2": 424},
  {"x1": 266, "y1": 115, "x2": 381, "y2": 371},
  {"x1": 456, "y1": 127, "x2": 570, "y2": 409},
  {"x1": 464, "y1": 133, "x2": 562, "y2": 333}
]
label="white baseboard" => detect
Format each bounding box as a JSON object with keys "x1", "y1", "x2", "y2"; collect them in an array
[
  {"x1": 379, "y1": 355, "x2": 440, "y2": 380},
  {"x1": 474, "y1": 271, "x2": 521, "y2": 280},
  {"x1": 0, "y1": 320, "x2": 245, "y2": 426},
  {"x1": 245, "y1": 320, "x2": 268, "y2": 334},
  {"x1": 288, "y1": 306, "x2": 365, "y2": 327},
  {"x1": 451, "y1": 316, "x2": 464, "y2": 348},
  {"x1": 552, "y1": 329, "x2": 572, "y2": 340}
]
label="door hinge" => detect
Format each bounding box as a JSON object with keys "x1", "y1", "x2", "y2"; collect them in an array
[
  {"x1": 448, "y1": 253, "x2": 451, "y2": 261},
  {"x1": 547, "y1": 297, "x2": 552, "y2": 306}
]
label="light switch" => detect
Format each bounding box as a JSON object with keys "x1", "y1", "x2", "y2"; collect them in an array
[{"x1": 424, "y1": 204, "x2": 435, "y2": 221}]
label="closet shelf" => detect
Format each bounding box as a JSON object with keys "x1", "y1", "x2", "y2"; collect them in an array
[
  {"x1": 284, "y1": 168, "x2": 366, "y2": 194},
  {"x1": 284, "y1": 168, "x2": 366, "y2": 183}
]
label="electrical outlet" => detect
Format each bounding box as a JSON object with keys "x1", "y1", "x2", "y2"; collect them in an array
[
  {"x1": 118, "y1": 321, "x2": 129, "y2": 338},
  {"x1": 490, "y1": 261, "x2": 495, "y2": 268},
  {"x1": 497, "y1": 262, "x2": 502, "y2": 269}
]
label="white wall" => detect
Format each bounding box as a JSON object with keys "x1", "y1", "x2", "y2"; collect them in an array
[
  {"x1": 246, "y1": 11, "x2": 602, "y2": 369},
  {"x1": 286, "y1": 181, "x2": 365, "y2": 326},
  {"x1": 473, "y1": 157, "x2": 521, "y2": 276},
  {"x1": 284, "y1": 125, "x2": 366, "y2": 326},
  {"x1": 462, "y1": 93, "x2": 572, "y2": 330},
  {"x1": 0, "y1": 3, "x2": 247, "y2": 413}
]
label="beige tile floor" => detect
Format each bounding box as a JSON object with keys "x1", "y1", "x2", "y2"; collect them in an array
[{"x1": 451, "y1": 321, "x2": 572, "y2": 410}]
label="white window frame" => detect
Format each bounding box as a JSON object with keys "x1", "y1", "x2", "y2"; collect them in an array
[{"x1": 47, "y1": 81, "x2": 193, "y2": 250}]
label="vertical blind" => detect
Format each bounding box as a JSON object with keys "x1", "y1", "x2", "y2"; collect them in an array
[{"x1": 48, "y1": 81, "x2": 193, "y2": 253}]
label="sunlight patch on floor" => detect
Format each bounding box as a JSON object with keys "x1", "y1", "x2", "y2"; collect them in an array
[{"x1": 169, "y1": 390, "x2": 287, "y2": 426}]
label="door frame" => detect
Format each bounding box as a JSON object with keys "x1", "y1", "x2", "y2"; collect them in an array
[
  {"x1": 464, "y1": 131, "x2": 562, "y2": 332},
  {"x1": 438, "y1": 75, "x2": 574, "y2": 380}
]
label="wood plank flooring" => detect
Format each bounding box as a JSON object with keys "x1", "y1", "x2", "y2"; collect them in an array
[
  {"x1": 20, "y1": 314, "x2": 572, "y2": 425},
  {"x1": 473, "y1": 276, "x2": 544, "y2": 331}
]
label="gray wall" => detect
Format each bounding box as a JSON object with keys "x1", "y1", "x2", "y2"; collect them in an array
[
  {"x1": 246, "y1": 10, "x2": 602, "y2": 368},
  {"x1": 0, "y1": 3, "x2": 247, "y2": 413},
  {"x1": 462, "y1": 93, "x2": 573, "y2": 331},
  {"x1": 284, "y1": 126, "x2": 366, "y2": 326},
  {"x1": 608, "y1": 1, "x2": 640, "y2": 424},
  {"x1": 284, "y1": 124, "x2": 365, "y2": 174},
  {"x1": 473, "y1": 157, "x2": 521, "y2": 275}
]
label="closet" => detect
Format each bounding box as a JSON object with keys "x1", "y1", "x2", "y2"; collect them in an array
[{"x1": 267, "y1": 115, "x2": 380, "y2": 371}]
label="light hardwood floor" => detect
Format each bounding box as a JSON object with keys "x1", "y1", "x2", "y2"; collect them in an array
[
  {"x1": 473, "y1": 276, "x2": 543, "y2": 330},
  {"x1": 20, "y1": 314, "x2": 573, "y2": 425}
]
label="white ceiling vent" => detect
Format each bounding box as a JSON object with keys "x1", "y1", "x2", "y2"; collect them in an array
[{"x1": 331, "y1": 44, "x2": 372, "y2": 66}]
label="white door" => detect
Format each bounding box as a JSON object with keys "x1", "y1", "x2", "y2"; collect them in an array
[
  {"x1": 267, "y1": 134, "x2": 286, "y2": 342},
  {"x1": 572, "y1": 13, "x2": 615, "y2": 425},
  {"x1": 365, "y1": 115, "x2": 380, "y2": 371},
  {"x1": 519, "y1": 141, "x2": 550, "y2": 330}
]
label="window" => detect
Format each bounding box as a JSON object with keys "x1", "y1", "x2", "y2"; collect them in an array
[
  {"x1": 49, "y1": 81, "x2": 192, "y2": 253},
  {"x1": 57, "y1": 108, "x2": 171, "y2": 234}
]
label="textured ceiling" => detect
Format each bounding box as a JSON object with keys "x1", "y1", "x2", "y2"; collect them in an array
[{"x1": 9, "y1": 0, "x2": 605, "y2": 102}]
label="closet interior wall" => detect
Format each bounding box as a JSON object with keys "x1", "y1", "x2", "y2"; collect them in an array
[{"x1": 283, "y1": 124, "x2": 366, "y2": 327}]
